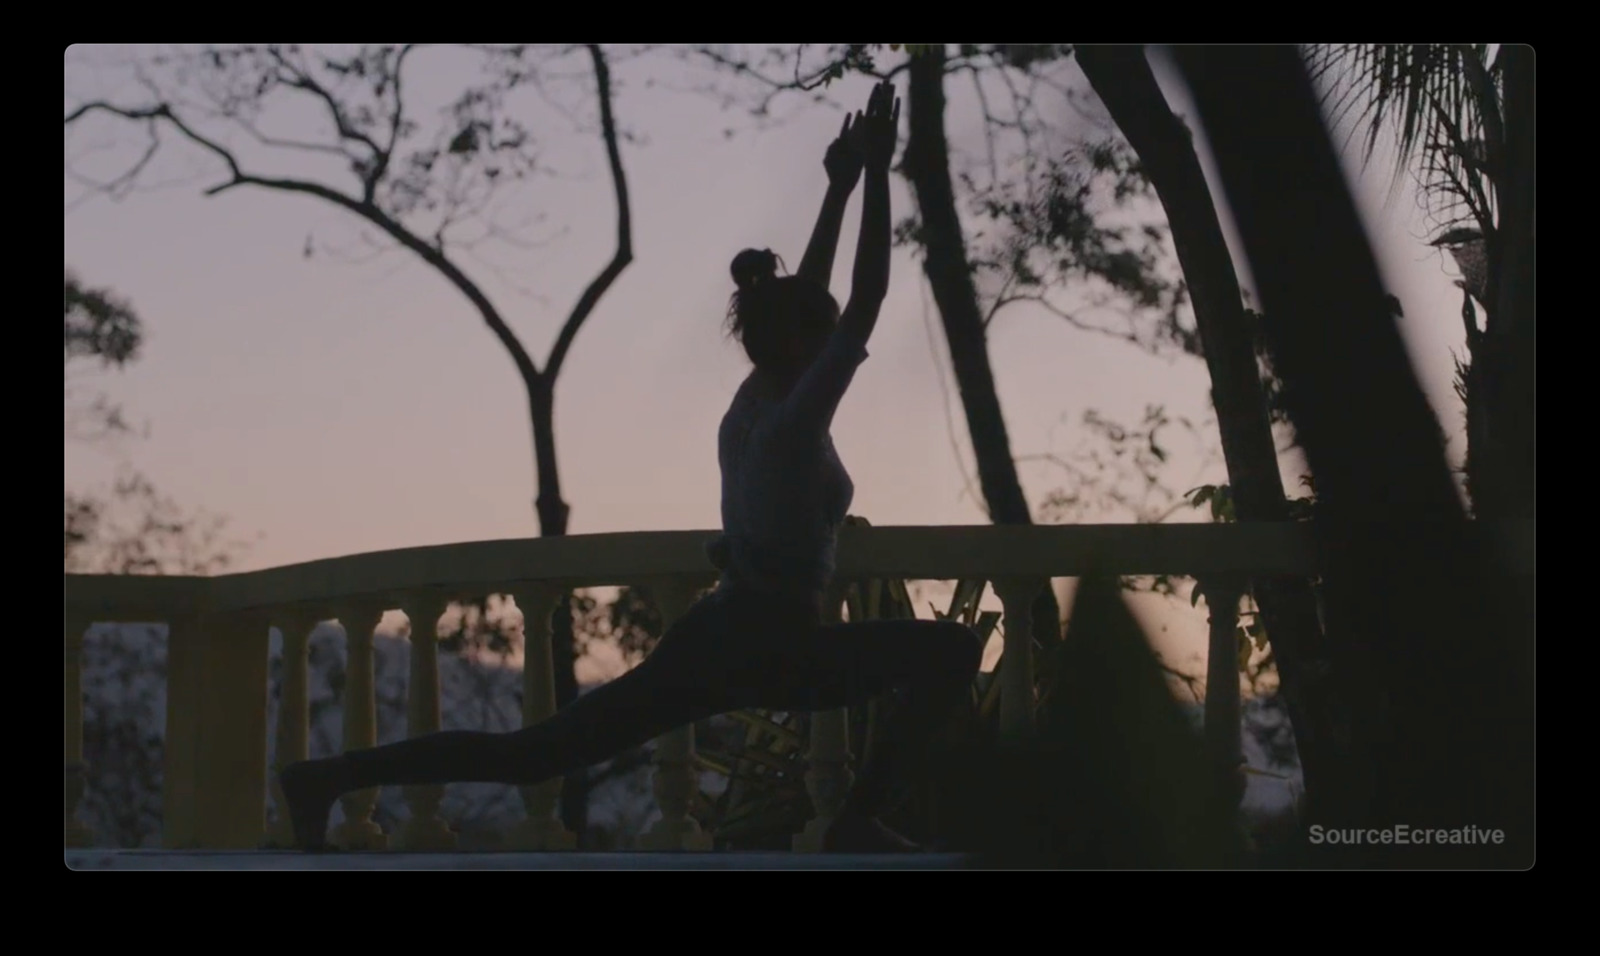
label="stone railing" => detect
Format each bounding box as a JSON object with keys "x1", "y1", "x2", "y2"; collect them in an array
[{"x1": 62, "y1": 521, "x2": 1536, "y2": 851}]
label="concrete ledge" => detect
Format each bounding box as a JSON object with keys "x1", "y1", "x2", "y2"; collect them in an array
[
  {"x1": 64, "y1": 520, "x2": 1535, "y2": 620},
  {"x1": 65, "y1": 849, "x2": 977, "y2": 870}
]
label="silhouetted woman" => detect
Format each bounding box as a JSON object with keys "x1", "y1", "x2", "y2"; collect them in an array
[{"x1": 281, "y1": 82, "x2": 982, "y2": 853}]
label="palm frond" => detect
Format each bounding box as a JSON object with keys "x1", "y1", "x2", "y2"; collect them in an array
[
  {"x1": 1307, "y1": 45, "x2": 1484, "y2": 163},
  {"x1": 945, "y1": 579, "x2": 989, "y2": 622},
  {"x1": 1302, "y1": 44, "x2": 1501, "y2": 239}
]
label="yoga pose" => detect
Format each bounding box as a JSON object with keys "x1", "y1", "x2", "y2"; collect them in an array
[{"x1": 280, "y1": 81, "x2": 982, "y2": 852}]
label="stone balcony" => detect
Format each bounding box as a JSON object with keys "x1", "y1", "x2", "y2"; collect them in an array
[{"x1": 63, "y1": 521, "x2": 1536, "y2": 866}]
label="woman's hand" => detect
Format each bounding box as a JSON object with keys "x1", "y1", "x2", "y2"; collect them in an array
[
  {"x1": 851, "y1": 81, "x2": 901, "y2": 174},
  {"x1": 823, "y1": 113, "x2": 864, "y2": 189}
]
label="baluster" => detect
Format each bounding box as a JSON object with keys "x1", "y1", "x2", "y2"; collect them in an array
[
  {"x1": 1200, "y1": 575, "x2": 1247, "y2": 811},
  {"x1": 162, "y1": 613, "x2": 204, "y2": 848},
  {"x1": 994, "y1": 578, "x2": 1046, "y2": 742},
  {"x1": 641, "y1": 578, "x2": 713, "y2": 851},
  {"x1": 398, "y1": 594, "x2": 456, "y2": 850},
  {"x1": 333, "y1": 604, "x2": 387, "y2": 850},
  {"x1": 267, "y1": 613, "x2": 315, "y2": 848},
  {"x1": 64, "y1": 615, "x2": 93, "y2": 847},
  {"x1": 508, "y1": 585, "x2": 576, "y2": 850},
  {"x1": 794, "y1": 586, "x2": 853, "y2": 852},
  {"x1": 187, "y1": 610, "x2": 272, "y2": 848}
]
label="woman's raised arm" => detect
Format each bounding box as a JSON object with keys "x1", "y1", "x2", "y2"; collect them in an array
[
  {"x1": 795, "y1": 113, "x2": 864, "y2": 288},
  {"x1": 780, "y1": 82, "x2": 900, "y2": 436}
]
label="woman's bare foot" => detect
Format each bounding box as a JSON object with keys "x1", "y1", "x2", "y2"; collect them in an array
[
  {"x1": 822, "y1": 810, "x2": 923, "y2": 852},
  {"x1": 278, "y1": 757, "x2": 350, "y2": 851}
]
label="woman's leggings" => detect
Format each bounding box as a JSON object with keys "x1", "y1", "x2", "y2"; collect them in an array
[{"x1": 341, "y1": 585, "x2": 985, "y2": 818}]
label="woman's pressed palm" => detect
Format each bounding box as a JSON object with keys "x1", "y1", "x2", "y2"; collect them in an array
[
  {"x1": 824, "y1": 113, "x2": 864, "y2": 188},
  {"x1": 849, "y1": 80, "x2": 901, "y2": 172}
]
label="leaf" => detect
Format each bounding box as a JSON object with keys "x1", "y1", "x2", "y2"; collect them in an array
[
  {"x1": 973, "y1": 610, "x2": 1003, "y2": 642},
  {"x1": 447, "y1": 126, "x2": 477, "y2": 154},
  {"x1": 885, "y1": 578, "x2": 915, "y2": 615},
  {"x1": 949, "y1": 578, "x2": 987, "y2": 622},
  {"x1": 1207, "y1": 484, "x2": 1235, "y2": 523}
]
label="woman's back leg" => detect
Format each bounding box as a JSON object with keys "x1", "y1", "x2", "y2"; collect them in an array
[{"x1": 281, "y1": 593, "x2": 741, "y2": 848}]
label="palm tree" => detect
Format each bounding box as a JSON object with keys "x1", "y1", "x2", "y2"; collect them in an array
[
  {"x1": 1173, "y1": 43, "x2": 1532, "y2": 868},
  {"x1": 1072, "y1": 46, "x2": 1354, "y2": 827},
  {"x1": 1304, "y1": 44, "x2": 1536, "y2": 523}
]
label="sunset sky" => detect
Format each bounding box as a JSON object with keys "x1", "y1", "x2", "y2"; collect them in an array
[{"x1": 64, "y1": 45, "x2": 1473, "y2": 681}]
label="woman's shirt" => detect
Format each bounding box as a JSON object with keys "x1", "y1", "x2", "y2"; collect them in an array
[{"x1": 713, "y1": 326, "x2": 869, "y2": 595}]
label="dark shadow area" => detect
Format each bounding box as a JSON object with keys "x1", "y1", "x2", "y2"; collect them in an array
[
  {"x1": 927, "y1": 576, "x2": 1242, "y2": 868},
  {"x1": 1172, "y1": 45, "x2": 1534, "y2": 868}
]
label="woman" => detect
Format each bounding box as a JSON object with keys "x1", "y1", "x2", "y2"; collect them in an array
[{"x1": 281, "y1": 81, "x2": 982, "y2": 853}]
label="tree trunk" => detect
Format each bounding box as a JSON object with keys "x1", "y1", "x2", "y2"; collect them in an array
[
  {"x1": 903, "y1": 46, "x2": 1062, "y2": 649},
  {"x1": 1074, "y1": 45, "x2": 1361, "y2": 824},
  {"x1": 1173, "y1": 44, "x2": 1532, "y2": 867},
  {"x1": 529, "y1": 383, "x2": 588, "y2": 841},
  {"x1": 1482, "y1": 40, "x2": 1537, "y2": 856},
  {"x1": 1479, "y1": 43, "x2": 1537, "y2": 525}
]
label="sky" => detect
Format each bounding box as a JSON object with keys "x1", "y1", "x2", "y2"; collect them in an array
[{"x1": 64, "y1": 45, "x2": 1475, "y2": 681}]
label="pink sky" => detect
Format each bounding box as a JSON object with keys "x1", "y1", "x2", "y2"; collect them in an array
[{"x1": 64, "y1": 46, "x2": 1473, "y2": 679}]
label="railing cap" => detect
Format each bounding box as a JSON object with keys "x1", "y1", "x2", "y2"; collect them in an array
[{"x1": 64, "y1": 520, "x2": 1534, "y2": 621}]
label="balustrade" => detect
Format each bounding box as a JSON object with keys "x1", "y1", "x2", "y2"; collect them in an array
[{"x1": 60, "y1": 521, "x2": 1535, "y2": 852}]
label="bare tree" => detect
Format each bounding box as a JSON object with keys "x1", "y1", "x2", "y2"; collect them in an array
[
  {"x1": 65, "y1": 43, "x2": 635, "y2": 836},
  {"x1": 65, "y1": 44, "x2": 632, "y2": 541}
]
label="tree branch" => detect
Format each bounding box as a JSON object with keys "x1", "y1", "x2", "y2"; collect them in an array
[
  {"x1": 996, "y1": 293, "x2": 1145, "y2": 347},
  {"x1": 67, "y1": 101, "x2": 247, "y2": 186},
  {"x1": 229, "y1": 118, "x2": 356, "y2": 158},
  {"x1": 63, "y1": 111, "x2": 164, "y2": 206},
  {"x1": 543, "y1": 44, "x2": 633, "y2": 385},
  {"x1": 683, "y1": 45, "x2": 914, "y2": 119},
  {"x1": 239, "y1": 172, "x2": 543, "y2": 385},
  {"x1": 268, "y1": 45, "x2": 384, "y2": 155},
  {"x1": 1413, "y1": 111, "x2": 1495, "y2": 251},
  {"x1": 966, "y1": 67, "x2": 1003, "y2": 185},
  {"x1": 372, "y1": 44, "x2": 420, "y2": 190},
  {"x1": 66, "y1": 91, "x2": 545, "y2": 388},
  {"x1": 1456, "y1": 46, "x2": 1504, "y2": 181}
]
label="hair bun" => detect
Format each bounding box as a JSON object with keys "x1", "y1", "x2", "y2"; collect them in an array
[{"x1": 730, "y1": 248, "x2": 779, "y2": 291}]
